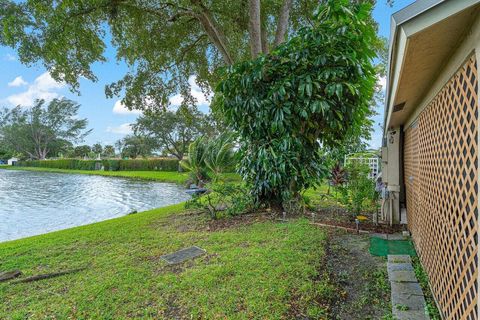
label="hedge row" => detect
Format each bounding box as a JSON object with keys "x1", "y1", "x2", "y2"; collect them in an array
[{"x1": 16, "y1": 158, "x2": 180, "y2": 172}]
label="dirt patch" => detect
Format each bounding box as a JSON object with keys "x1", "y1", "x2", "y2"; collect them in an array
[
  {"x1": 325, "y1": 230, "x2": 392, "y2": 319},
  {"x1": 311, "y1": 207, "x2": 403, "y2": 234},
  {"x1": 204, "y1": 211, "x2": 273, "y2": 231},
  {"x1": 151, "y1": 210, "x2": 277, "y2": 233}
]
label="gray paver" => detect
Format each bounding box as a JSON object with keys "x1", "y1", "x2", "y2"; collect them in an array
[
  {"x1": 388, "y1": 254, "x2": 412, "y2": 264},
  {"x1": 389, "y1": 270, "x2": 418, "y2": 283},
  {"x1": 160, "y1": 246, "x2": 206, "y2": 264},
  {"x1": 388, "y1": 263, "x2": 417, "y2": 283},
  {"x1": 391, "y1": 281, "x2": 425, "y2": 309},
  {"x1": 388, "y1": 263, "x2": 414, "y2": 272},
  {"x1": 393, "y1": 309, "x2": 429, "y2": 320},
  {"x1": 387, "y1": 254, "x2": 430, "y2": 320}
]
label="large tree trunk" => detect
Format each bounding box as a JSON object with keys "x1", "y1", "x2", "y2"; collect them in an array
[
  {"x1": 248, "y1": 0, "x2": 262, "y2": 58},
  {"x1": 274, "y1": 0, "x2": 292, "y2": 47},
  {"x1": 261, "y1": 23, "x2": 269, "y2": 54},
  {"x1": 176, "y1": 152, "x2": 184, "y2": 172}
]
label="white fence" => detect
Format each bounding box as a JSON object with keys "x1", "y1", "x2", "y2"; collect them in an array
[{"x1": 344, "y1": 154, "x2": 379, "y2": 180}]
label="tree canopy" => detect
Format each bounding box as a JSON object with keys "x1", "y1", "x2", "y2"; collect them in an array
[
  {"x1": 0, "y1": 0, "x2": 320, "y2": 112},
  {"x1": 133, "y1": 106, "x2": 214, "y2": 161},
  {"x1": 117, "y1": 134, "x2": 155, "y2": 159},
  {"x1": 0, "y1": 99, "x2": 91, "y2": 160},
  {"x1": 103, "y1": 145, "x2": 115, "y2": 158},
  {"x1": 74, "y1": 145, "x2": 92, "y2": 158},
  {"x1": 92, "y1": 143, "x2": 103, "y2": 155},
  {"x1": 217, "y1": 0, "x2": 377, "y2": 208}
]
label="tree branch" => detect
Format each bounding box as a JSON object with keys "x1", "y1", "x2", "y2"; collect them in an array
[
  {"x1": 190, "y1": 0, "x2": 234, "y2": 65},
  {"x1": 177, "y1": 34, "x2": 208, "y2": 63},
  {"x1": 65, "y1": 1, "x2": 234, "y2": 66}
]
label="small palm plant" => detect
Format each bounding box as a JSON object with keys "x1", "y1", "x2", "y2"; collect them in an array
[
  {"x1": 180, "y1": 136, "x2": 210, "y2": 186},
  {"x1": 204, "y1": 132, "x2": 236, "y2": 182},
  {"x1": 181, "y1": 134, "x2": 237, "y2": 186}
]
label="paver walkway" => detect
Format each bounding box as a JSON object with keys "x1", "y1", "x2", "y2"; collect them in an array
[{"x1": 388, "y1": 255, "x2": 429, "y2": 320}]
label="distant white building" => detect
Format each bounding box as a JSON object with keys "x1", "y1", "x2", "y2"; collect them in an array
[{"x1": 7, "y1": 157, "x2": 18, "y2": 166}]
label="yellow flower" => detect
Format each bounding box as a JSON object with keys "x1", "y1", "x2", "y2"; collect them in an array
[{"x1": 356, "y1": 215, "x2": 368, "y2": 221}]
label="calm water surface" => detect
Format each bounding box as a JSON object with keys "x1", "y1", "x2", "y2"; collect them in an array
[{"x1": 0, "y1": 170, "x2": 190, "y2": 242}]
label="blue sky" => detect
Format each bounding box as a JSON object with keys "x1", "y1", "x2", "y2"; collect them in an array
[{"x1": 0, "y1": 0, "x2": 414, "y2": 147}]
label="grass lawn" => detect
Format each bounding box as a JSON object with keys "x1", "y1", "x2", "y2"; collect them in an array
[
  {"x1": 0, "y1": 166, "x2": 241, "y2": 184},
  {"x1": 0, "y1": 166, "x2": 189, "y2": 183},
  {"x1": 0, "y1": 204, "x2": 332, "y2": 319}
]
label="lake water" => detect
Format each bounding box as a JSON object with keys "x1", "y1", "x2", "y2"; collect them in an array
[{"x1": 0, "y1": 170, "x2": 190, "y2": 242}]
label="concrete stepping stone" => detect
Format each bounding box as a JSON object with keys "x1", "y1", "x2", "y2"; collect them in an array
[
  {"x1": 388, "y1": 254, "x2": 412, "y2": 264},
  {"x1": 391, "y1": 282, "x2": 428, "y2": 319},
  {"x1": 391, "y1": 281, "x2": 425, "y2": 307},
  {"x1": 388, "y1": 263, "x2": 417, "y2": 283},
  {"x1": 394, "y1": 309, "x2": 429, "y2": 320},
  {"x1": 388, "y1": 263, "x2": 414, "y2": 272},
  {"x1": 160, "y1": 246, "x2": 206, "y2": 265},
  {"x1": 388, "y1": 255, "x2": 429, "y2": 320}
]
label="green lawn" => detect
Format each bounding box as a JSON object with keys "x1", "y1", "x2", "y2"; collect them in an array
[
  {"x1": 0, "y1": 166, "x2": 188, "y2": 183},
  {"x1": 0, "y1": 166, "x2": 189, "y2": 183},
  {"x1": 0, "y1": 204, "x2": 330, "y2": 319},
  {"x1": 0, "y1": 166, "x2": 241, "y2": 184}
]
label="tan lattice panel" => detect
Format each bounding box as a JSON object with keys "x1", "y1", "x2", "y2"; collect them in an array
[
  {"x1": 404, "y1": 121, "x2": 419, "y2": 239},
  {"x1": 404, "y1": 54, "x2": 478, "y2": 320}
]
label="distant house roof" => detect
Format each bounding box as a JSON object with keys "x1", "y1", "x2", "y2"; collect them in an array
[{"x1": 384, "y1": 0, "x2": 480, "y2": 133}]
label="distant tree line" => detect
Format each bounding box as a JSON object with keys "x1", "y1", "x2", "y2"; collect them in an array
[
  {"x1": 0, "y1": 99, "x2": 217, "y2": 162},
  {"x1": 0, "y1": 99, "x2": 91, "y2": 160}
]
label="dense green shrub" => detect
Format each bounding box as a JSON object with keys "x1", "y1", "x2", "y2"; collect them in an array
[
  {"x1": 116, "y1": 159, "x2": 178, "y2": 171},
  {"x1": 336, "y1": 162, "x2": 378, "y2": 215},
  {"x1": 103, "y1": 160, "x2": 120, "y2": 171},
  {"x1": 16, "y1": 159, "x2": 100, "y2": 170},
  {"x1": 186, "y1": 182, "x2": 256, "y2": 220},
  {"x1": 216, "y1": 0, "x2": 377, "y2": 209},
  {"x1": 16, "y1": 158, "x2": 179, "y2": 172}
]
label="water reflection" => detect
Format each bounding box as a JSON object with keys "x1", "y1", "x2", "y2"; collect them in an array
[{"x1": 0, "y1": 170, "x2": 190, "y2": 242}]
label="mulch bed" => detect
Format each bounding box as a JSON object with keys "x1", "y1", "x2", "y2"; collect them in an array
[
  {"x1": 310, "y1": 206, "x2": 403, "y2": 234},
  {"x1": 162, "y1": 204, "x2": 402, "y2": 235}
]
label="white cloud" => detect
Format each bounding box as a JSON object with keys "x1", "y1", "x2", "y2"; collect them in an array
[
  {"x1": 4, "y1": 54, "x2": 16, "y2": 61},
  {"x1": 8, "y1": 76, "x2": 28, "y2": 87},
  {"x1": 378, "y1": 75, "x2": 387, "y2": 91},
  {"x1": 169, "y1": 75, "x2": 212, "y2": 108},
  {"x1": 106, "y1": 123, "x2": 133, "y2": 135},
  {"x1": 6, "y1": 72, "x2": 65, "y2": 106},
  {"x1": 112, "y1": 100, "x2": 142, "y2": 115},
  {"x1": 169, "y1": 94, "x2": 184, "y2": 107}
]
